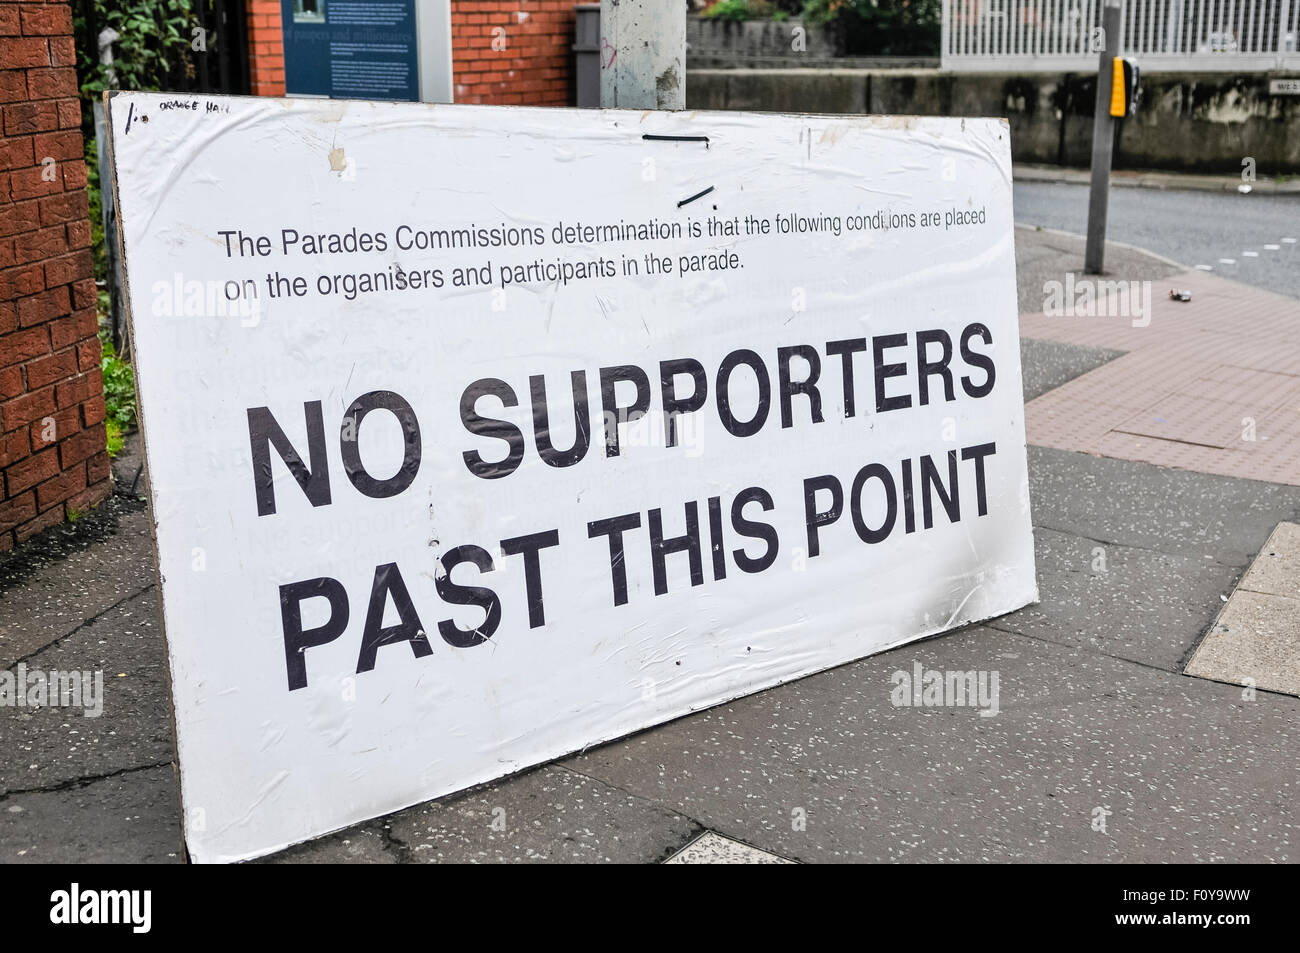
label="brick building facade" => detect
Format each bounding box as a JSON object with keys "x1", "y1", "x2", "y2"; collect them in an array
[
  {"x1": 246, "y1": 1, "x2": 576, "y2": 105},
  {"x1": 450, "y1": 1, "x2": 574, "y2": 105},
  {"x1": 0, "y1": 1, "x2": 112, "y2": 551}
]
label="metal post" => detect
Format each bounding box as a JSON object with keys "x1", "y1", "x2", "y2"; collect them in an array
[
  {"x1": 94, "y1": 30, "x2": 125, "y2": 355},
  {"x1": 599, "y1": 0, "x2": 686, "y2": 109},
  {"x1": 1279, "y1": 0, "x2": 1294, "y2": 65},
  {"x1": 940, "y1": 0, "x2": 951, "y2": 69},
  {"x1": 415, "y1": 0, "x2": 454, "y2": 104},
  {"x1": 1165, "y1": 0, "x2": 1182, "y2": 53},
  {"x1": 1085, "y1": 0, "x2": 1122, "y2": 275}
]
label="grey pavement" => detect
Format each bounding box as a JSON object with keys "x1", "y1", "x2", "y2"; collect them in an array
[
  {"x1": 3, "y1": 227, "x2": 1299, "y2": 863},
  {"x1": 1014, "y1": 223, "x2": 1157, "y2": 406},
  {"x1": 1014, "y1": 181, "x2": 1300, "y2": 299},
  {"x1": 1012, "y1": 223, "x2": 1183, "y2": 316}
]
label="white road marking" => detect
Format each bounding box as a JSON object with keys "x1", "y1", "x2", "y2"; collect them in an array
[
  {"x1": 1243, "y1": 251, "x2": 1260, "y2": 257},
  {"x1": 1219, "y1": 258, "x2": 1237, "y2": 264}
]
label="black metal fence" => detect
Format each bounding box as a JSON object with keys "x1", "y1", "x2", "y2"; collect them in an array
[
  {"x1": 189, "y1": 0, "x2": 251, "y2": 95},
  {"x1": 74, "y1": 0, "x2": 251, "y2": 97}
]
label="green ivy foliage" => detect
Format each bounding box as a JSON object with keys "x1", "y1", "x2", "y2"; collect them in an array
[
  {"x1": 71, "y1": 2, "x2": 192, "y2": 457},
  {"x1": 98, "y1": 318, "x2": 136, "y2": 457},
  {"x1": 72, "y1": 0, "x2": 195, "y2": 103}
]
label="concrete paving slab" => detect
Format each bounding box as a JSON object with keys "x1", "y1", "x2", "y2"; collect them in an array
[
  {"x1": 1027, "y1": 445, "x2": 1300, "y2": 568},
  {"x1": 563, "y1": 625, "x2": 1299, "y2": 863},
  {"x1": 258, "y1": 822, "x2": 396, "y2": 864},
  {"x1": 0, "y1": 496, "x2": 156, "y2": 667},
  {"x1": 1186, "y1": 590, "x2": 1300, "y2": 697},
  {"x1": 993, "y1": 527, "x2": 1235, "y2": 672},
  {"x1": 1186, "y1": 522, "x2": 1300, "y2": 698},
  {"x1": 327, "y1": 764, "x2": 700, "y2": 864},
  {"x1": 0, "y1": 765, "x2": 181, "y2": 863},
  {"x1": 1237, "y1": 521, "x2": 1300, "y2": 600},
  {"x1": 664, "y1": 831, "x2": 793, "y2": 863},
  {"x1": 1020, "y1": 339, "x2": 1126, "y2": 404},
  {"x1": 0, "y1": 587, "x2": 174, "y2": 796}
]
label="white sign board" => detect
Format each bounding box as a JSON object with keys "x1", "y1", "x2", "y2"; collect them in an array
[{"x1": 107, "y1": 92, "x2": 1037, "y2": 862}]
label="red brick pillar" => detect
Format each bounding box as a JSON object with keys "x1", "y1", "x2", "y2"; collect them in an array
[
  {"x1": 0, "y1": 0, "x2": 111, "y2": 551},
  {"x1": 248, "y1": 0, "x2": 286, "y2": 96}
]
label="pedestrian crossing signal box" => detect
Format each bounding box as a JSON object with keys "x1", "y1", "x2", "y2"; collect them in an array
[{"x1": 1110, "y1": 58, "x2": 1140, "y2": 118}]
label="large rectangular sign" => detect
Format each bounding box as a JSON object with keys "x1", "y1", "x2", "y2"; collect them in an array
[{"x1": 107, "y1": 92, "x2": 1036, "y2": 862}]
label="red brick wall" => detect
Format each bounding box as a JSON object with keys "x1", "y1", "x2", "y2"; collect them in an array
[
  {"x1": 453, "y1": 1, "x2": 574, "y2": 106},
  {"x1": 0, "y1": 0, "x2": 111, "y2": 551},
  {"x1": 248, "y1": 0, "x2": 286, "y2": 97},
  {"x1": 245, "y1": 1, "x2": 575, "y2": 105}
]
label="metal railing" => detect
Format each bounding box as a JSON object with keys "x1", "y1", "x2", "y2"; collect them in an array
[
  {"x1": 75, "y1": 0, "x2": 251, "y2": 95},
  {"x1": 942, "y1": 0, "x2": 1300, "y2": 70}
]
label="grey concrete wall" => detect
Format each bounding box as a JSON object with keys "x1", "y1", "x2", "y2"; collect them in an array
[
  {"x1": 687, "y1": 68, "x2": 1300, "y2": 174},
  {"x1": 688, "y1": 17, "x2": 840, "y2": 59}
]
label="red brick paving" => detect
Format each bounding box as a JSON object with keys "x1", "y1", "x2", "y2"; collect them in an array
[{"x1": 1022, "y1": 270, "x2": 1300, "y2": 486}]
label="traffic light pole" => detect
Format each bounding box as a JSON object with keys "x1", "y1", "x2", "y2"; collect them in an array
[{"x1": 1085, "y1": 0, "x2": 1123, "y2": 275}]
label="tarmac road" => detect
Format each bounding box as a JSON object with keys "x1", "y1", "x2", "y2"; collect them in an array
[{"x1": 1013, "y1": 181, "x2": 1300, "y2": 300}]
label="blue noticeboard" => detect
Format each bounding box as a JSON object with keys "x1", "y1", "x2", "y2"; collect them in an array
[{"x1": 282, "y1": 0, "x2": 419, "y2": 101}]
